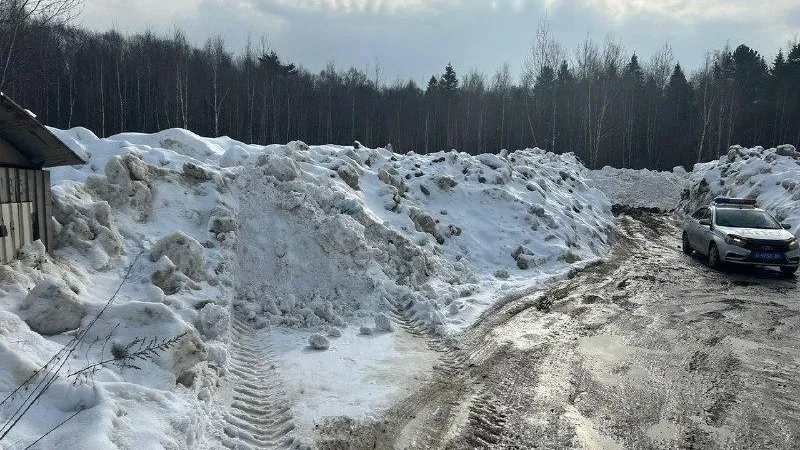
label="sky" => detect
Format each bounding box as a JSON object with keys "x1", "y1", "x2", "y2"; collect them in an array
[{"x1": 78, "y1": 0, "x2": 800, "y2": 84}]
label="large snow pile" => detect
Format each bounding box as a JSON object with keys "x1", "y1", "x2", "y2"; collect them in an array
[
  {"x1": 235, "y1": 145, "x2": 614, "y2": 331},
  {"x1": 589, "y1": 166, "x2": 689, "y2": 211},
  {"x1": 682, "y1": 144, "x2": 800, "y2": 235},
  {"x1": 0, "y1": 128, "x2": 239, "y2": 448},
  {"x1": 0, "y1": 127, "x2": 613, "y2": 448}
]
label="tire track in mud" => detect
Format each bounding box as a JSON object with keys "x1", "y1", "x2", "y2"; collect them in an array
[
  {"x1": 387, "y1": 296, "x2": 472, "y2": 375},
  {"x1": 388, "y1": 295, "x2": 510, "y2": 448},
  {"x1": 316, "y1": 217, "x2": 652, "y2": 450},
  {"x1": 203, "y1": 313, "x2": 299, "y2": 450},
  {"x1": 449, "y1": 393, "x2": 509, "y2": 449},
  {"x1": 322, "y1": 213, "x2": 740, "y2": 450}
]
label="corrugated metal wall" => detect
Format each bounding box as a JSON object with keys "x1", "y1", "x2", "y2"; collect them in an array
[{"x1": 0, "y1": 168, "x2": 52, "y2": 263}]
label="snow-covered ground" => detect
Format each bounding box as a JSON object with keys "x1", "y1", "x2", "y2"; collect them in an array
[
  {"x1": 682, "y1": 145, "x2": 800, "y2": 235},
  {"x1": 0, "y1": 128, "x2": 614, "y2": 448},
  {"x1": 589, "y1": 166, "x2": 689, "y2": 211}
]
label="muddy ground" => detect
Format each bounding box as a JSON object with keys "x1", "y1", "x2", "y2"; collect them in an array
[{"x1": 316, "y1": 213, "x2": 800, "y2": 450}]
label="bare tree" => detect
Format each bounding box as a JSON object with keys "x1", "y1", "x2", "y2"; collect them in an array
[
  {"x1": 491, "y1": 63, "x2": 512, "y2": 149},
  {"x1": 174, "y1": 28, "x2": 190, "y2": 129},
  {"x1": 522, "y1": 14, "x2": 564, "y2": 88},
  {"x1": 0, "y1": 0, "x2": 83, "y2": 89},
  {"x1": 692, "y1": 52, "x2": 718, "y2": 163},
  {"x1": 644, "y1": 43, "x2": 674, "y2": 164},
  {"x1": 462, "y1": 70, "x2": 485, "y2": 150},
  {"x1": 591, "y1": 36, "x2": 625, "y2": 165},
  {"x1": 522, "y1": 14, "x2": 564, "y2": 151},
  {"x1": 205, "y1": 35, "x2": 229, "y2": 137}
]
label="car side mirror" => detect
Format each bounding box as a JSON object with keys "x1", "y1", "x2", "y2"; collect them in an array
[
  {"x1": 699, "y1": 219, "x2": 712, "y2": 227},
  {"x1": 782, "y1": 223, "x2": 792, "y2": 230}
]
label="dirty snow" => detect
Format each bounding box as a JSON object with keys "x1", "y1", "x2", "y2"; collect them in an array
[
  {"x1": 0, "y1": 126, "x2": 614, "y2": 448},
  {"x1": 233, "y1": 144, "x2": 614, "y2": 333},
  {"x1": 589, "y1": 166, "x2": 689, "y2": 211}
]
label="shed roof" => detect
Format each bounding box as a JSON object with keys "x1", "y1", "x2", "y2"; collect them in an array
[{"x1": 0, "y1": 92, "x2": 85, "y2": 168}]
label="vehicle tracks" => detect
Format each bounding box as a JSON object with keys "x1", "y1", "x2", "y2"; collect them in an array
[
  {"x1": 202, "y1": 313, "x2": 299, "y2": 450},
  {"x1": 315, "y1": 287, "x2": 512, "y2": 449},
  {"x1": 319, "y1": 212, "x2": 800, "y2": 449}
]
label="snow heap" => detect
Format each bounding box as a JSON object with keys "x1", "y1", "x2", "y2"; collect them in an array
[
  {"x1": 1, "y1": 128, "x2": 238, "y2": 448},
  {"x1": 0, "y1": 126, "x2": 614, "y2": 448},
  {"x1": 682, "y1": 145, "x2": 800, "y2": 235},
  {"x1": 233, "y1": 144, "x2": 614, "y2": 331},
  {"x1": 589, "y1": 165, "x2": 689, "y2": 211}
]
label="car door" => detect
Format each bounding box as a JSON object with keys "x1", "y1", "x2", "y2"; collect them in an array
[
  {"x1": 688, "y1": 207, "x2": 707, "y2": 249},
  {"x1": 696, "y1": 207, "x2": 713, "y2": 254}
]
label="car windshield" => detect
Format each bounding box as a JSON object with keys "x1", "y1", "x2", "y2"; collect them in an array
[{"x1": 715, "y1": 209, "x2": 781, "y2": 229}]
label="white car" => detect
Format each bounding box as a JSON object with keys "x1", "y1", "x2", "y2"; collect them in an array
[{"x1": 682, "y1": 198, "x2": 800, "y2": 276}]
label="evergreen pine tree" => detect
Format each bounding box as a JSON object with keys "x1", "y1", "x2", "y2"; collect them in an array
[
  {"x1": 665, "y1": 63, "x2": 694, "y2": 167},
  {"x1": 536, "y1": 65, "x2": 555, "y2": 87},
  {"x1": 426, "y1": 75, "x2": 439, "y2": 94},
  {"x1": 623, "y1": 54, "x2": 644, "y2": 85},
  {"x1": 556, "y1": 60, "x2": 572, "y2": 84},
  {"x1": 772, "y1": 50, "x2": 786, "y2": 77},
  {"x1": 440, "y1": 63, "x2": 458, "y2": 94}
]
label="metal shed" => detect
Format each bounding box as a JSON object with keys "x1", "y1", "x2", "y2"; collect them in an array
[{"x1": 0, "y1": 92, "x2": 85, "y2": 263}]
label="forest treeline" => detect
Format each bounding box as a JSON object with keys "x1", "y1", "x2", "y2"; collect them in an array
[{"x1": 2, "y1": 4, "x2": 799, "y2": 169}]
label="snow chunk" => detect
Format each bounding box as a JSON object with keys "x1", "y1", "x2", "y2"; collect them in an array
[
  {"x1": 308, "y1": 333, "x2": 330, "y2": 350},
  {"x1": 151, "y1": 232, "x2": 206, "y2": 281},
  {"x1": 53, "y1": 185, "x2": 124, "y2": 264},
  {"x1": 19, "y1": 277, "x2": 86, "y2": 335},
  {"x1": 776, "y1": 144, "x2": 799, "y2": 159},
  {"x1": 437, "y1": 176, "x2": 457, "y2": 190},
  {"x1": 170, "y1": 333, "x2": 208, "y2": 381},
  {"x1": 327, "y1": 327, "x2": 342, "y2": 338},
  {"x1": 374, "y1": 313, "x2": 393, "y2": 332},
  {"x1": 208, "y1": 215, "x2": 238, "y2": 234},
  {"x1": 150, "y1": 256, "x2": 199, "y2": 294},
  {"x1": 199, "y1": 303, "x2": 228, "y2": 340},
  {"x1": 219, "y1": 145, "x2": 251, "y2": 167},
  {"x1": 84, "y1": 153, "x2": 162, "y2": 221},
  {"x1": 337, "y1": 165, "x2": 360, "y2": 190},
  {"x1": 493, "y1": 269, "x2": 510, "y2": 279},
  {"x1": 409, "y1": 207, "x2": 445, "y2": 245},
  {"x1": 183, "y1": 162, "x2": 214, "y2": 181},
  {"x1": 316, "y1": 215, "x2": 366, "y2": 254},
  {"x1": 478, "y1": 153, "x2": 506, "y2": 170},
  {"x1": 257, "y1": 155, "x2": 300, "y2": 182}
]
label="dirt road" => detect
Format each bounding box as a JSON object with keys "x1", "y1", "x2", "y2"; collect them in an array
[{"x1": 317, "y1": 212, "x2": 800, "y2": 449}]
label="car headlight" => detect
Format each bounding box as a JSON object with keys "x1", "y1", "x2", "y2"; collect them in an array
[
  {"x1": 725, "y1": 234, "x2": 748, "y2": 247},
  {"x1": 789, "y1": 237, "x2": 799, "y2": 250}
]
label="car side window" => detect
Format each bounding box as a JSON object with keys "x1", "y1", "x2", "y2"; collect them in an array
[
  {"x1": 692, "y1": 208, "x2": 706, "y2": 220},
  {"x1": 703, "y1": 208, "x2": 712, "y2": 221}
]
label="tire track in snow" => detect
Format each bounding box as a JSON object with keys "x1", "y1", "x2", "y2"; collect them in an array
[
  {"x1": 385, "y1": 296, "x2": 510, "y2": 448},
  {"x1": 203, "y1": 313, "x2": 299, "y2": 450},
  {"x1": 387, "y1": 296, "x2": 470, "y2": 376}
]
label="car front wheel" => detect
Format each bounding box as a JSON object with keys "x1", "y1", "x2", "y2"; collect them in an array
[
  {"x1": 682, "y1": 233, "x2": 693, "y2": 255},
  {"x1": 708, "y1": 243, "x2": 723, "y2": 270}
]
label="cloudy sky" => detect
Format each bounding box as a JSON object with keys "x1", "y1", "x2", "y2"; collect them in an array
[{"x1": 78, "y1": 0, "x2": 800, "y2": 83}]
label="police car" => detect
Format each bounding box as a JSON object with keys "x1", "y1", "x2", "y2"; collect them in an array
[{"x1": 682, "y1": 198, "x2": 800, "y2": 276}]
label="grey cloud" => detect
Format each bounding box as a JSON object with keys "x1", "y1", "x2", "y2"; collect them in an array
[{"x1": 79, "y1": 0, "x2": 800, "y2": 84}]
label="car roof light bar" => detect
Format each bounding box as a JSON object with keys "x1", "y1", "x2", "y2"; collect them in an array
[{"x1": 714, "y1": 197, "x2": 757, "y2": 205}]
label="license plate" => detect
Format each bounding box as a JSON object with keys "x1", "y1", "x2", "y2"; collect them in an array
[{"x1": 752, "y1": 252, "x2": 783, "y2": 261}]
